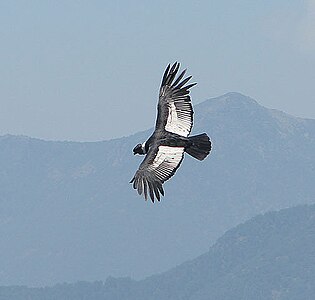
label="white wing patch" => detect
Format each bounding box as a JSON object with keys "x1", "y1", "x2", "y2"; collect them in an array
[
  {"x1": 148, "y1": 145, "x2": 184, "y2": 181},
  {"x1": 164, "y1": 101, "x2": 192, "y2": 137}
]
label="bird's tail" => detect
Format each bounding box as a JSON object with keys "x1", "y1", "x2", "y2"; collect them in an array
[{"x1": 185, "y1": 133, "x2": 211, "y2": 161}]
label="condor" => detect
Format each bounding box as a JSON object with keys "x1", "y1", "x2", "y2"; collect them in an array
[{"x1": 130, "y1": 62, "x2": 211, "y2": 202}]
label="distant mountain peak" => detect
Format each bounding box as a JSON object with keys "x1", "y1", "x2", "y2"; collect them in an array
[
  {"x1": 219, "y1": 91, "x2": 257, "y2": 101},
  {"x1": 195, "y1": 92, "x2": 262, "y2": 114}
]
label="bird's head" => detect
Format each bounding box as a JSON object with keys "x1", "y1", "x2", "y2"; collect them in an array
[{"x1": 133, "y1": 143, "x2": 145, "y2": 155}]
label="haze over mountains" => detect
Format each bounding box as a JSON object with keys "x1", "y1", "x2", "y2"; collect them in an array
[
  {"x1": 0, "y1": 92, "x2": 314, "y2": 287},
  {"x1": 1, "y1": 204, "x2": 315, "y2": 299}
]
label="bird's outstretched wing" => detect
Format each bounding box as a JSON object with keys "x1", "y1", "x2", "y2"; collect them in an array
[
  {"x1": 130, "y1": 144, "x2": 184, "y2": 202},
  {"x1": 155, "y1": 62, "x2": 196, "y2": 137}
]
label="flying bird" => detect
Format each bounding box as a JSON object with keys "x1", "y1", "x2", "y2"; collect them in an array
[{"x1": 130, "y1": 62, "x2": 211, "y2": 202}]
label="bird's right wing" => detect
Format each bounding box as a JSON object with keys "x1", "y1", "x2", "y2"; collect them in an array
[
  {"x1": 130, "y1": 144, "x2": 184, "y2": 202},
  {"x1": 155, "y1": 62, "x2": 196, "y2": 137}
]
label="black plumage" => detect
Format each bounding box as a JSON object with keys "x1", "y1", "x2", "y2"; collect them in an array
[{"x1": 130, "y1": 62, "x2": 212, "y2": 202}]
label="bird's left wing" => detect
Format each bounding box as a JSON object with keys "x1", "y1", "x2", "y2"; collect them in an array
[
  {"x1": 130, "y1": 144, "x2": 184, "y2": 202},
  {"x1": 155, "y1": 62, "x2": 196, "y2": 137}
]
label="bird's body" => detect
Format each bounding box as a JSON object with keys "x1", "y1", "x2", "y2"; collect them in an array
[
  {"x1": 131, "y1": 62, "x2": 211, "y2": 202},
  {"x1": 143, "y1": 131, "x2": 187, "y2": 153}
]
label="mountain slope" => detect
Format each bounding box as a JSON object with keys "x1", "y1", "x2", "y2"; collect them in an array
[
  {"x1": 0, "y1": 92, "x2": 314, "y2": 286},
  {"x1": 106, "y1": 204, "x2": 315, "y2": 300},
  {"x1": 1, "y1": 204, "x2": 315, "y2": 299}
]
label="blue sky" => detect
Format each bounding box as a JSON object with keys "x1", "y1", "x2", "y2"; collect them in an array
[{"x1": 1, "y1": 0, "x2": 314, "y2": 141}]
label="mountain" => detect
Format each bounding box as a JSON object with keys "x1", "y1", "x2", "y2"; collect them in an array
[
  {"x1": 1, "y1": 204, "x2": 315, "y2": 299},
  {"x1": 0, "y1": 92, "x2": 315, "y2": 286}
]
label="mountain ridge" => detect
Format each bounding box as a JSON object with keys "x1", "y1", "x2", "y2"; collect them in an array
[
  {"x1": 4, "y1": 91, "x2": 315, "y2": 143},
  {"x1": 0, "y1": 92, "x2": 314, "y2": 286},
  {"x1": 1, "y1": 204, "x2": 314, "y2": 299}
]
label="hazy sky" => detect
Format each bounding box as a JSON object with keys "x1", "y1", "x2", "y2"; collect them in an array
[{"x1": 1, "y1": 1, "x2": 315, "y2": 141}]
